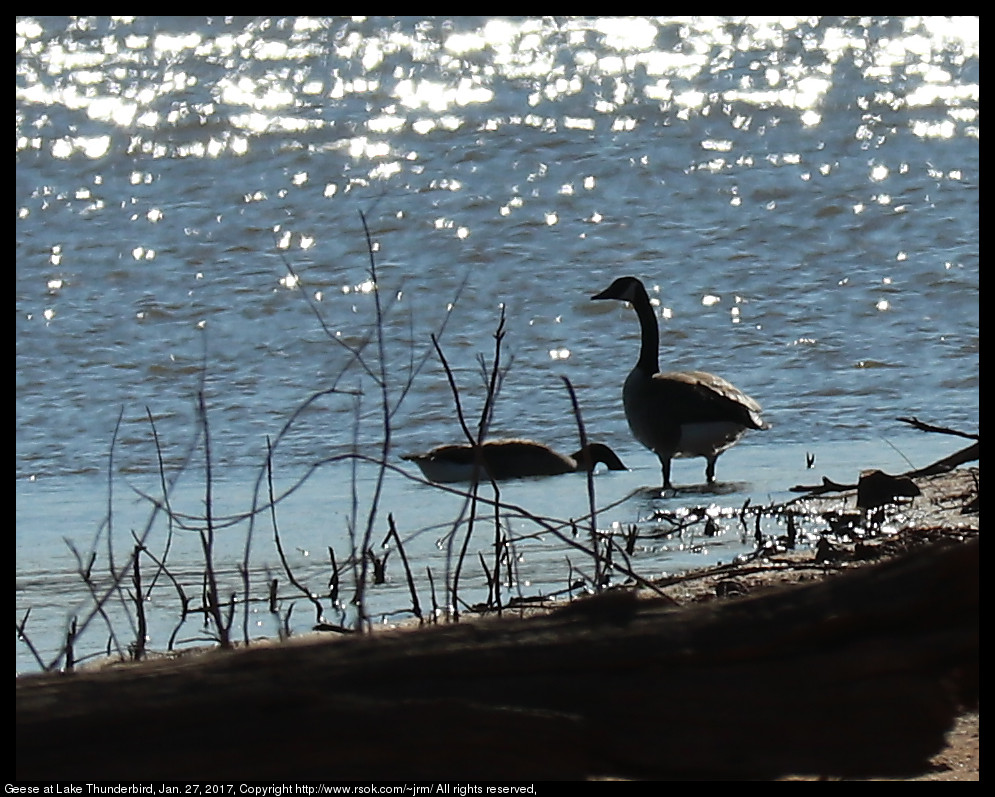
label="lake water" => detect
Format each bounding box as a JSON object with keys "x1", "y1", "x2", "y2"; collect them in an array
[{"x1": 16, "y1": 16, "x2": 979, "y2": 673}]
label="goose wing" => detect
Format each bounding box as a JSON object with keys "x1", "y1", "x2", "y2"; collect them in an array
[
  {"x1": 402, "y1": 444, "x2": 475, "y2": 466},
  {"x1": 481, "y1": 440, "x2": 575, "y2": 477},
  {"x1": 653, "y1": 370, "x2": 768, "y2": 429}
]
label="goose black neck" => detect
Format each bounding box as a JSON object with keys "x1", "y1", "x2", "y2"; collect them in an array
[{"x1": 631, "y1": 282, "x2": 660, "y2": 375}]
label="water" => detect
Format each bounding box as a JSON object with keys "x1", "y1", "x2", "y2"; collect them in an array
[{"x1": 16, "y1": 16, "x2": 979, "y2": 673}]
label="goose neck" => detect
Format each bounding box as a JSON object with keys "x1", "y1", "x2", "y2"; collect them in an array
[{"x1": 631, "y1": 285, "x2": 660, "y2": 374}]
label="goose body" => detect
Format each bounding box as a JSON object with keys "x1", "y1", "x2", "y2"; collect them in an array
[
  {"x1": 592, "y1": 276, "x2": 768, "y2": 489},
  {"x1": 403, "y1": 439, "x2": 627, "y2": 483}
]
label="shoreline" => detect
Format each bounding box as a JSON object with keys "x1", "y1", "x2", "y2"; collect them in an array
[{"x1": 16, "y1": 465, "x2": 978, "y2": 781}]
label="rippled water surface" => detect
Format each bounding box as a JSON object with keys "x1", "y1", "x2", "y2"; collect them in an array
[{"x1": 16, "y1": 16, "x2": 978, "y2": 672}]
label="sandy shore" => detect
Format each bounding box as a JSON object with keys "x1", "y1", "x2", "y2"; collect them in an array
[
  {"x1": 906, "y1": 710, "x2": 979, "y2": 781},
  {"x1": 661, "y1": 465, "x2": 979, "y2": 782}
]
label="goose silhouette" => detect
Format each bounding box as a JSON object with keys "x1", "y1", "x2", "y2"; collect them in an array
[
  {"x1": 403, "y1": 439, "x2": 627, "y2": 483},
  {"x1": 592, "y1": 276, "x2": 768, "y2": 489}
]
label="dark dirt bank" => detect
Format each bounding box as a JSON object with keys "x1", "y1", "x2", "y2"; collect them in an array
[{"x1": 662, "y1": 465, "x2": 979, "y2": 782}]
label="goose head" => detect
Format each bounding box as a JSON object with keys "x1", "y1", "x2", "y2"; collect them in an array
[
  {"x1": 570, "y1": 442, "x2": 627, "y2": 473},
  {"x1": 591, "y1": 276, "x2": 645, "y2": 304}
]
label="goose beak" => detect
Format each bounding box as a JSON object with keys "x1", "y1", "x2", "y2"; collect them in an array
[{"x1": 591, "y1": 287, "x2": 611, "y2": 301}]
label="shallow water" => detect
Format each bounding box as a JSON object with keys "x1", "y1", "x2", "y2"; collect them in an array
[{"x1": 16, "y1": 16, "x2": 979, "y2": 672}]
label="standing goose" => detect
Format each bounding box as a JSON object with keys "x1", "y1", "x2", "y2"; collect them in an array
[
  {"x1": 591, "y1": 276, "x2": 768, "y2": 490},
  {"x1": 403, "y1": 439, "x2": 627, "y2": 484}
]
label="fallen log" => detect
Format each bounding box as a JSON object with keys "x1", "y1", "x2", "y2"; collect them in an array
[{"x1": 16, "y1": 537, "x2": 978, "y2": 781}]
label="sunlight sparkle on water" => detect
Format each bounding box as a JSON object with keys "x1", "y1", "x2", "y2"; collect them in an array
[{"x1": 16, "y1": 16, "x2": 978, "y2": 174}]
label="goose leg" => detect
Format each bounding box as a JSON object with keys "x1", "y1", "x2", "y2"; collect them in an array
[
  {"x1": 660, "y1": 456, "x2": 674, "y2": 490},
  {"x1": 705, "y1": 455, "x2": 718, "y2": 483}
]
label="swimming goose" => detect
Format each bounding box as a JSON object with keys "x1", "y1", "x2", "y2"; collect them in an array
[
  {"x1": 591, "y1": 276, "x2": 768, "y2": 490},
  {"x1": 403, "y1": 439, "x2": 627, "y2": 483}
]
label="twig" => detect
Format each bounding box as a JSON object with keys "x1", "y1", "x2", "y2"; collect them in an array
[
  {"x1": 902, "y1": 442, "x2": 979, "y2": 478},
  {"x1": 385, "y1": 514, "x2": 422, "y2": 623},
  {"x1": 130, "y1": 545, "x2": 147, "y2": 660},
  {"x1": 196, "y1": 390, "x2": 230, "y2": 648},
  {"x1": 327, "y1": 547, "x2": 340, "y2": 604},
  {"x1": 353, "y1": 209, "x2": 394, "y2": 630},
  {"x1": 442, "y1": 308, "x2": 509, "y2": 619},
  {"x1": 15, "y1": 610, "x2": 47, "y2": 672},
  {"x1": 125, "y1": 534, "x2": 191, "y2": 651},
  {"x1": 265, "y1": 436, "x2": 325, "y2": 624},
  {"x1": 896, "y1": 416, "x2": 979, "y2": 441},
  {"x1": 428, "y1": 335, "x2": 484, "y2": 620},
  {"x1": 560, "y1": 376, "x2": 603, "y2": 590},
  {"x1": 64, "y1": 618, "x2": 78, "y2": 673},
  {"x1": 272, "y1": 228, "x2": 379, "y2": 385},
  {"x1": 427, "y1": 567, "x2": 439, "y2": 623}
]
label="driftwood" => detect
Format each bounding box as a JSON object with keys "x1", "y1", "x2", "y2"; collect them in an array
[
  {"x1": 791, "y1": 417, "x2": 978, "y2": 496},
  {"x1": 791, "y1": 441, "x2": 979, "y2": 495},
  {"x1": 16, "y1": 538, "x2": 977, "y2": 781}
]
